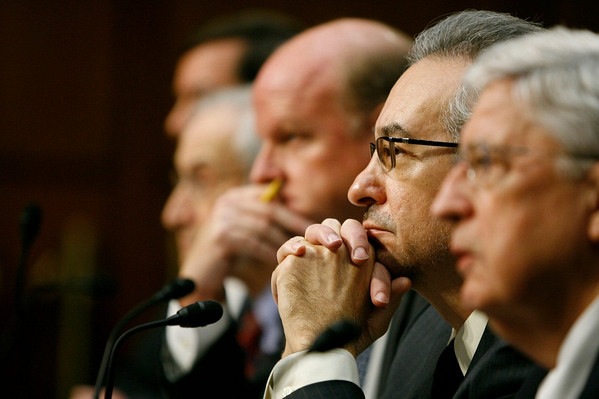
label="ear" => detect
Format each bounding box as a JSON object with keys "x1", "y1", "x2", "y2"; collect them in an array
[{"x1": 585, "y1": 163, "x2": 599, "y2": 242}]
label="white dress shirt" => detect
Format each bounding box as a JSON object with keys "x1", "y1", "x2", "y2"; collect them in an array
[
  {"x1": 165, "y1": 277, "x2": 247, "y2": 376},
  {"x1": 263, "y1": 310, "x2": 488, "y2": 398},
  {"x1": 536, "y1": 295, "x2": 599, "y2": 399},
  {"x1": 362, "y1": 331, "x2": 390, "y2": 399}
]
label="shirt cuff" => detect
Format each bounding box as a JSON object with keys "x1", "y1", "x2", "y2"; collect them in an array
[{"x1": 264, "y1": 349, "x2": 359, "y2": 399}]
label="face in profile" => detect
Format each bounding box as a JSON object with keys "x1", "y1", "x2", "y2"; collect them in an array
[
  {"x1": 250, "y1": 65, "x2": 371, "y2": 224},
  {"x1": 162, "y1": 103, "x2": 245, "y2": 262},
  {"x1": 348, "y1": 57, "x2": 465, "y2": 281},
  {"x1": 433, "y1": 79, "x2": 595, "y2": 319}
]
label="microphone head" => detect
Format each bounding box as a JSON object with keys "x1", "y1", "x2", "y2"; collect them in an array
[
  {"x1": 173, "y1": 300, "x2": 223, "y2": 328},
  {"x1": 154, "y1": 278, "x2": 195, "y2": 301},
  {"x1": 308, "y1": 319, "x2": 361, "y2": 353}
]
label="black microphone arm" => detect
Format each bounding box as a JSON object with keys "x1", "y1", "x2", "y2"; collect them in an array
[
  {"x1": 8, "y1": 203, "x2": 42, "y2": 398},
  {"x1": 103, "y1": 300, "x2": 223, "y2": 399},
  {"x1": 15, "y1": 203, "x2": 42, "y2": 315},
  {"x1": 92, "y1": 278, "x2": 195, "y2": 399}
]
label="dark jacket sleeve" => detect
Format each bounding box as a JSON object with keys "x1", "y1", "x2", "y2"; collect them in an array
[{"x1": 285, "y1": 380, "x2": 365, "y2": 399}]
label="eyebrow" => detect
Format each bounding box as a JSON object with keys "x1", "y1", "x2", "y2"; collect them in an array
[{"x1": 379, "y1": 122, "x2": 414, "y2": 138}]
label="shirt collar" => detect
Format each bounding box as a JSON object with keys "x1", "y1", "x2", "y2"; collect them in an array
[{"x1": 451, "y1": 310, "x2": 488, "y2": 375}]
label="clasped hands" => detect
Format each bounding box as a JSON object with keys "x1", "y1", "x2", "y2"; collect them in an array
[
  {"x1": 178, "y1": 184, "x2": 313, "y2": 305},
  {"x1": 272, "y1": 218, "x2": 412, "y2": 358}
]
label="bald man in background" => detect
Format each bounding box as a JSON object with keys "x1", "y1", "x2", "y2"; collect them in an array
[
  {"x1": 78, "y1": 15, "x2": 412, "y2": 399},
  {"x1": 164, "y1": 17, "x2": 413, "y2": 398}
]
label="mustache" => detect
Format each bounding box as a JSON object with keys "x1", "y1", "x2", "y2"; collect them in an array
[
  {"x1": 363, "y1": 208, "x2": 395, "y2": 232},
  {"x1": 362, "y1": 207, "x2": 394, "y2": 262}
]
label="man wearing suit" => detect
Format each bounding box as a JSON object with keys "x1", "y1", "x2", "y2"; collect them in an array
[
  {"x1": 163, "y1": 17, "x2": 413, "y2": 399},
  {"x1": 269, "y1": 10, "x2": 544, "y2": 399},
  {"x1": 432, "y1": 27, "x2": 599, "y2": 399}
]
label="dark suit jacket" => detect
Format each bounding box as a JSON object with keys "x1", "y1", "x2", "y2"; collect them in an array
[
  {"x1": 453, "y1": 326, "x2": 544, "y2": 399},
  {"x1": 161, "y1": 306, "x2": 282, "y2": 399},
  {"x1": 111, "y1": 302, "x2": 280, "y2": 399},
  {"x1": 286, "y1": 290, "x2": 542, "y2": 399},
  {"x1": 160, "y1": 315, "x2": 253, "y2": 398}
]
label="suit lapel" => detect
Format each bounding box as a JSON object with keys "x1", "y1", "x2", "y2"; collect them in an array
[
  {"x1": 380, "y1": 297, "x2": 451, "y2": 399},
  {"x1": 455, "y1": 326, "x2": 544, "y2": 399}
]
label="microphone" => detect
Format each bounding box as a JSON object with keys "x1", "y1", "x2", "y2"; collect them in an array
[
  {"x1": 152, "y1": 277, "x2": 196, "y2": 302},
  {"x1": 167, "y1": 300, "x2": 223, "y2": 327},
  {"x1": 102, "y1": 300, "x2": 223, "y2": 399},
  {"x1": 308, "y1": 319, "x2": 361, "y2": 353},
  {"x1": 15, "y1": 203, "x2": 43, "y2": 314},
  {"x1": 92, "y1": 278, "x2": 195, "y2": 399}
]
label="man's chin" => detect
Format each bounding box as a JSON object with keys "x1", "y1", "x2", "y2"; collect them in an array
[{"x1": 372, "y1": 244, "x2": 417, "y2": 280}]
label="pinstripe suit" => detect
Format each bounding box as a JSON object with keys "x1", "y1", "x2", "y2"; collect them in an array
[{"x1": 286, "y1": 291, "x2": 542, "y2": 399}]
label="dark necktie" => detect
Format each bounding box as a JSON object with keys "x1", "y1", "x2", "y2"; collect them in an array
[
  {"x1": 431, "y1": 338, "x2": 464, "y2": 398},
  {"x1": 236, "y1": 309, "x2": 262, "y2": 379}
]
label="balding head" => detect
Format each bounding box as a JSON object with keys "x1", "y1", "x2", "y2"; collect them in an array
[
  {"x1": 250, "y1": 18, "x2": 411, "y2": 223},
  {"x1": 255, "y1": 18, "x2": 412, "y2": 117}
]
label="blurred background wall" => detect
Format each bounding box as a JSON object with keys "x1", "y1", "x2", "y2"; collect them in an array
[{"x1": 1, "y1": 1, "x2": 597, "y2": 398}]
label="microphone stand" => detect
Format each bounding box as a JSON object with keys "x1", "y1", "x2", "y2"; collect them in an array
[
  {"x1": 103, "y1": 319, "x2": 171, "y2": 399},
  {"x1": 92, "y1": 278, "x2": 194, "y2": 399},
  {"x1": 101, "y1": 300, "x2": 222, "y2": 399},
  {"x1": 8, "y1": 203, "x2": 42, "y2": 398},
  {"x1": 15, "y1": 203, "x2": 42, "y2": 318}
]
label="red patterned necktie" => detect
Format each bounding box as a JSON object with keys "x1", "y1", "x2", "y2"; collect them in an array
[{"x1": 236, "y1": 309, "x2": 263, "y2": 379}]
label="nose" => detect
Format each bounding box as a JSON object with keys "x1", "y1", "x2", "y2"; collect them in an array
[
  {"x1": 164, "y1": 98, "x2": 192, "y2": 139},
  {"x1": 161, "y1": 183, "x2": 194, "y2": 232},
  {"x1": 250, "y1": 142, "x2": 283, "y2": 184},
  {"x1": 348, "y1": 157, "x2": 386, "y2": 208},
  {"x1": 431, "y1": 162, "x2": 473, "y2": 222}
]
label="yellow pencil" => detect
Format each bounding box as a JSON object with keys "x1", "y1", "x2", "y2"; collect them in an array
[{"x1": 260, "y1": 178, "x2": 282, "y2": 202}]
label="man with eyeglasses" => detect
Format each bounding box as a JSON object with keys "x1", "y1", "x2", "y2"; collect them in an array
[
  {"x1": 158, "y1": 17, "x2": 413, "y2": 399},
  {"x1": 268, "y1": 10, "x2": 544, "y2": 399},
  {"x1": 432, "y1": 27, "x2": 599, "y2": 398}
]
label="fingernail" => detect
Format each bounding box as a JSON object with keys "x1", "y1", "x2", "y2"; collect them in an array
[
  {"x1": 353, "y1": 247, "x2": 369, "y2": 261},
  {"x1": 327, "y1": 234, "x2": 341, "y2": 245},
  {"x1": 375, "y1": 292, "x2": 389, "y2": 304}
]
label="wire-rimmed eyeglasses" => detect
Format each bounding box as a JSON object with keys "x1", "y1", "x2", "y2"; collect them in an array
[{"x1": 369, "y1": 136, "x2": 458, "y2": 172}]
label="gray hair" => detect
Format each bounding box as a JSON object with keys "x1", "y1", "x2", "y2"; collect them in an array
[
  {"x1": 464, "y1": 27, "x2": 599, "y2": 176},
  {"x1": 192, "y1": 85, "x2": 261, "y2": 177},
  {"x1": 408, "y1": 10, "x2": 543, "y2": 141}
]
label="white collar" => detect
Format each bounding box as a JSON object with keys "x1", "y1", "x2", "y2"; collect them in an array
[
  {"x1": 537, "y1": 295, "x2": 599, "y2": 399},
  {"x1": 450, "y1": 310, "x2": 488, "y2": 375}
]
